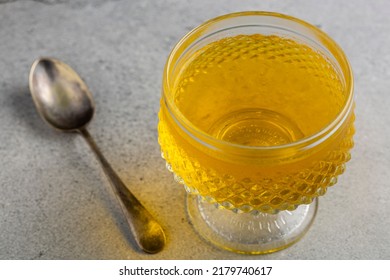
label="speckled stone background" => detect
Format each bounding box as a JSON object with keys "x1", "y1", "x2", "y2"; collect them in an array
[{"x1": 0, "y1": 0, "x2": 389, "y2": 259}]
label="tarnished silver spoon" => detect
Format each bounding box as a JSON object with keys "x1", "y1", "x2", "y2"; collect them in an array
[{"x1": 29, "y1": 57, "x2": 166, "y2": 254}]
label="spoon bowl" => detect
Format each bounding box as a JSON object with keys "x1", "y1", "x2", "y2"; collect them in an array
[
  {"x1": 29, "y1": 57, "x2": 166, "y2": 254},
  {"x1": 29, "y1": 58, "x2": 94, "y2": 131}
]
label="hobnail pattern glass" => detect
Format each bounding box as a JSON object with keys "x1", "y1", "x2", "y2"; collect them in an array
[{"x1": 158, "y1": 12, "x2": 354, "y2": 254}]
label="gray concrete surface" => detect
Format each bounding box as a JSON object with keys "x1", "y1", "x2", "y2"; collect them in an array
[{"x1": 0, "y1": 0, "x2": 389, "y2": 259}]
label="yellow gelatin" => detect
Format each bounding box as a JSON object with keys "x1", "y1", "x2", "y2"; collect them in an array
[{"x1": 158, "y1": 34, "x2": 354, "y2": 213}]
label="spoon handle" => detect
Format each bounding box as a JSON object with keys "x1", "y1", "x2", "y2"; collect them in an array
[{"x1": 79, "y1": 128, "x2": 166, "y2": 254}]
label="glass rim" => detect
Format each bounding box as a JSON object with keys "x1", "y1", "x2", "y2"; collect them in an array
[{"x1": 162, "y1": 11, "x2": 354, "y2": 153}]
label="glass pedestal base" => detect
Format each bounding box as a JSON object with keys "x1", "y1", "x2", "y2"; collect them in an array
[{"x1": 186, "y1": 195, "x2": 318, "y2": 254}]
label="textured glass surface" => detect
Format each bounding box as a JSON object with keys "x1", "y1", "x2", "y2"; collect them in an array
[{"x1": 158, "y1": 110, "x2": 354, "y2": 214}]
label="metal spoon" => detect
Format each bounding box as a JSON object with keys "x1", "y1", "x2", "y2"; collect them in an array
[{"x1": 29, "y1": 57, "x2": 166, "y2": 254}]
